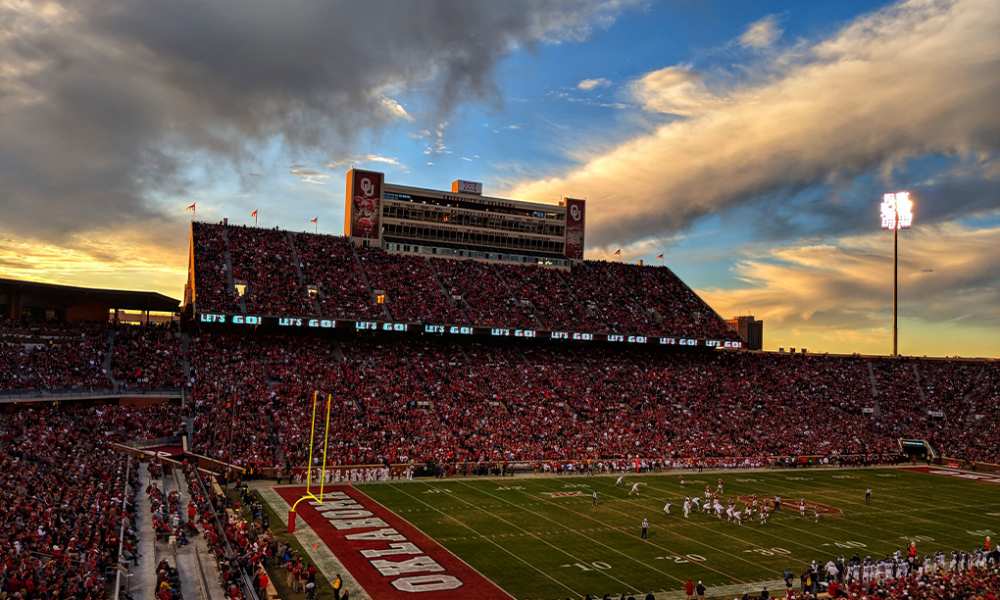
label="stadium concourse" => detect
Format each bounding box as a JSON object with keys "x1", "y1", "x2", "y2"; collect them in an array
[{"x1": 0, "y1": 227, "x2": 998, "y2": 600}]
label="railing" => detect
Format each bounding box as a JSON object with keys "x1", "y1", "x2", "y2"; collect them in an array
[
  {"x1": 189, "y1": 465, "x2": 259, "y2": 600},
  {"x1": 130, "y1": 436, "x2": 183, "y2": 449},
  {"x1": 0, "y1": 386, "x2": 182, "y2": 402},
  {"x1": 114, "y1": 459, "x2": 132, "y2": 600}
]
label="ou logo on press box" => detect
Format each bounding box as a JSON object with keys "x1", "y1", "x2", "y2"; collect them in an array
[{"x1": 570, "y1": 204, "x2": 582, "y2": 221}]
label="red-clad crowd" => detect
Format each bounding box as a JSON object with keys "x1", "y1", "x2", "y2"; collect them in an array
[
  {"x1": 191, "y1": 222, "x2": 240, "y2": 314},
  {"x1": 434, "y1": 258, "x2": 538, "y2": 328},
  {"x1": 0, "y1": 406, "x2": 158, "y2": 600},
  {"x1": 294, "y1": 234, "x2": 383, "y2": 321},
  {"x1": 227, "y1": 227, "x2": 314, "y2": 317},
  {"x1": 355, "y1": 245, "x2": 467, "y2": 324},
  {"x1": 0, "y1": 320, "x2": 109, "y2": 390},
  {"x1": 180, "y1": 330, "x2": 999, "y2": 469},
  {"x1": 111, "y1": 324, "x2": 184, "y2": 389},
  {"x1": 189, "y1": 224, "x2": 742, "y2": 340}
]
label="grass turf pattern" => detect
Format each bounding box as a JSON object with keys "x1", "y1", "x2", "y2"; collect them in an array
[{"x1": 348, "y1": 468, "x2": 1000, "y2": 600}]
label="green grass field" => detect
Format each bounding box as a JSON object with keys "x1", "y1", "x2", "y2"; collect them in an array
[{"x1": 348, "y1": 467, "x2": 999, "y2": 600}]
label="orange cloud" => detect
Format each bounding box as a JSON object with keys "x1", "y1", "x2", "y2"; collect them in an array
[
  {"x1": 697, "y1": 221, "x2": 1000, "y2": 356},
  {"x1": 507, "y1": 0, "x2": 1000, "y2": 249}
]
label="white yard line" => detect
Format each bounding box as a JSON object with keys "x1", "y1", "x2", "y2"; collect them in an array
[
  {"x1": 450, "y1": 479, "x2": 688, "y2": 586},
  {"x1": 388, "y1": 483, "x2": 584, "y2": 598}
]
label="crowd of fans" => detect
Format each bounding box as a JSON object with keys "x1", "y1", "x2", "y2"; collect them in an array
[
  {"x1": 0, "y1": 320, "x2": 110, "y2": 390},
  {"x1": 227, "y1": 227, "x2": 314, "y2": 317},
  {"x1": 180, "y1": 329, "x2": 999, "y2": 469},
  {"x1": 191, "y1": 222, "x2": 240, "y2": 314},
  {"x1": 111, "y1": 324, "x2": 184, "y2": 389},
  {"x1": 189, "y1": 224, "x2": 741, "y2": 340},
  {"x1": 293, "y1": 234, "x2": 383, "y2": 321},
  {"x1": 355, "y1": 245, "x2": 467, "y2": 324},
  {"x1": 0, "y1": 406, "x2": 149, "y2": 600}
]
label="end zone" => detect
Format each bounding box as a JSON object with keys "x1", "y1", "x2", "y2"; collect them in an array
[{"x1": 276, "y1": 486, "x2": 511, "y2": 600}]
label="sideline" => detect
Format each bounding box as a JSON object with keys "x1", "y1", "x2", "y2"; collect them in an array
[{"x1": 255, "y1": 484, "x2": 373, "y2": 600}]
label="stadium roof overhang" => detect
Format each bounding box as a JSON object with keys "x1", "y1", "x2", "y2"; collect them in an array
[{"x1": 0, "y1": 277, "x2": 180, "y2": 313}]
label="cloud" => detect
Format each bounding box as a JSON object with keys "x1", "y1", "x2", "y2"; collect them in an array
[
  {"x1": 290, "y1": 169, "x2": 329, "y2": 185},
  {"x1": 505, "y1": 124, "x2": 522, "y2": 130},
  {"x1": 324, "y1": 154, "x2": 402, "y2": 169},
  {"x1": 509, "y1": 0, "x2": 1000, "y2": 249},
  {"x1": 0, "y1": 0, "x2": 639, "y2": 247},
  {"x1": 698, "y1": 221, "x2": 1000, "y2": 353},
  {"x1": 577, "y1": 77, "x2": 612, "y2": 90},
  {"x1": 737, "y1": 15, "x2": 783, "y2": 48},
  {"x1": 630, "y1": 65, "x2": 727, "y2": 116}
]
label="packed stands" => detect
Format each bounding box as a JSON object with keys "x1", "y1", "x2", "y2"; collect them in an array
[
  {"x1": 111, "y1": 324, "x2": 184, "y2": 389},
  {"x1": 189, "y1": 224, "x2": 742, "y2": 341},
  {"x1": 495, "y1": 262, "x2": 598, "y2": 331},
  {"x1": 355, "y1": 245, "x2": 467, "y2": 324},
  {"x1": 294, "y1": 233, "x2": 383, "y2": 321},
  {"x1": 180, "y1": 327, "x2": 998, "y2": 466},
  {"x1": 227, "y1": 226, "x2": 314, "y2": 317},
  {"x1": 191, "y1": 222, "x2": 240, "y2": 313},
  {"x1": 0, "y1": 406, "x2": 158, "y2": 600},
  {"x1": 0, "y1": 319, "x2": 110, "y2": 390},
  {"x1": 433, "y1": 258, "x2": 537, "y2": 328}
]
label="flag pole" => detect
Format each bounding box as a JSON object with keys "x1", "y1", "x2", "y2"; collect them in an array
[{"x1": 255, "y1": 213, "x2": 258, "y2": 227}]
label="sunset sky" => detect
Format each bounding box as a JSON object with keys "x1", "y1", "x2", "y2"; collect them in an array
[{"x1": 1, "y1": 0, "x2": 997, "y2": 357}]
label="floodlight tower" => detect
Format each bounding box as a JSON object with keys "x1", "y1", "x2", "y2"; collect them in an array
[{"x1": 880, "y1": 192, "x2": 913, "y2": 356}]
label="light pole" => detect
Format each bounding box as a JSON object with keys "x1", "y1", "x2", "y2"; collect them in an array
[{"x1": 880, "y1": 192, "x2": 913, "y2": 356}]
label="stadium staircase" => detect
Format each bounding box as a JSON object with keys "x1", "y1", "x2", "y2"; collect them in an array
[
  {"x1": 966, "y1": 364, "x2": 988, "y2": 402},
  {"x1": 181, "y1": 333, "x2": 191, "y2": 384},
  {"x1": 553, "y1": 269, "x2": 598, "y2": 318},
  {"x1": 866, "y1": 362, "x2": 880, "y2": 416},
  {"x1": 350, "y1": 244, "x2": 392, "y2": 321},
  {"x1": 912, "y1": 363, "x2": 928, "y2": 405},
  {"x1": 489, "y1": 263, "x2": 546, "y2": 329},
  {"x1": 425, "y1": 258, "x2": 477, "y2": 324},
  {"x1": 105, "y1": 329, "x2": 119, "y2": 392},
  {"x1": 424, "y1": 258, "x2": 468, "y2": 319},
  {"x1": 285, "y1": 232, "x2": 321, "y2": 317},
  {"x1": 219, "y1": 226, "x2": 247, "y2": 314},
  {"x1": 131, "y1": 466, "x2": 158, "y2": 600}
]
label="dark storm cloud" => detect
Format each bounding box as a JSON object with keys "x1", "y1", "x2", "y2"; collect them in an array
[{"x1": 0, "y1": 0, "x2": 633, "y2": 241}]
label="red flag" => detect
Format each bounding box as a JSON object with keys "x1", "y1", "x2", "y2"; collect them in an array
[
  {"x1": 655, "y1": 253, "x2": 663, "y2": 259},
  {"x1": 614, "y1": 249, "x2": 621, "y2": 255},
  {"x1": 251, "y1": 210, "x2": 258, "y2": 218},
  {"x1": 310, "y1": 217, "x2": 318, "y2": 223},
  {"x1": 186, "y1": 203, "x2": 195, "y2": 211}
]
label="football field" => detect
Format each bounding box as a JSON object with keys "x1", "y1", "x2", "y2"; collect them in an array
[{"x1": 343, "y1": 467, "x2": 1000, "y2": 599}]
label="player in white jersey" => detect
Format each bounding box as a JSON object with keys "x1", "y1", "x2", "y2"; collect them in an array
[
  {"x1": 629, "y1": 482, "x2": 641, "y2": 495},
  {"x1": 664, "y1": 501, "x2": 671, "y2": 517},
  {"x1": 691, "y1": 496, "x2": 701, "y2": 510},
  {"x1": 726, "y1": 505, "x2": 734, "y2": 522},
  {"x1": 714, "y1": 501, "x2": 724, "y2": 519},
  {"x1": 616, "y1": 475, "x2": 625, "y2": 487},
  {"x1": 683, "y1": 499, "x2": 691, "y2": 518},
  {"x1": 732, "y1": 509, "x2": 742, "y2": 525}
]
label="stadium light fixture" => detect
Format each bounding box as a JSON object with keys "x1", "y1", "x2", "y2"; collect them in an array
[{"x1": 881, "y1": 192, "x2": 913, "y2": 357}]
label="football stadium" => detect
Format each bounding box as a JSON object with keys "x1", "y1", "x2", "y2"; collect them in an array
[
  {"x1": 1, "y1": 167, "x2": 997, "y2": 600},
  {"x1": 2, "y1": 1, "x2": 999, "y2": 600}
]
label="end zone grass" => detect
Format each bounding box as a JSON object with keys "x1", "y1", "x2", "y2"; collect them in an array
[{"x1": 348, "y1": 468, "x2": 998, "y2": 600}]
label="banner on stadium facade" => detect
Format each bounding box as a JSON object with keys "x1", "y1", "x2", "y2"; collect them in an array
[
  {"x1": 346, "y1": 169, "x2": 383, "y2": 240},
  {"x1": 561, "y1": 197, "x2": 586, "y2": 260}
]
